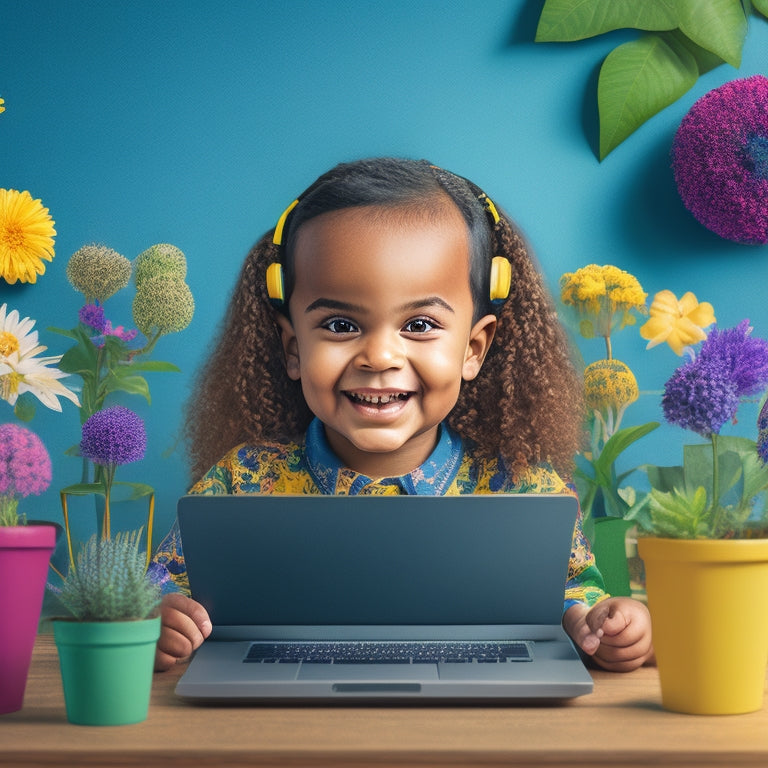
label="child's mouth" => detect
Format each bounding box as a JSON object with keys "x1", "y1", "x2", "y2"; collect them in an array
[{"x1": 345, "y1": 391, "x2": 411, "y2": 407}]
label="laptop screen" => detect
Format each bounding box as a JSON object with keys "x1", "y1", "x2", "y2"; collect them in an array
[{"x1": 177, "y1": 493, "x2": 577, "y2": 627}]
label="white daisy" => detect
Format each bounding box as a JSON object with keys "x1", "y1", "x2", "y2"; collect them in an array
[
  {"x1": 0, "y1": 303, "x2": 44, "y2": 361},
  {"x1": 0, "y1": 303, "x2": 80, "y2": 411}
]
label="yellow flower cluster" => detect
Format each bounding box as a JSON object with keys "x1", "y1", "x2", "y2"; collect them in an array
[
  {"x1": 560, "y1": 264, "x2": 647, "y2": 340},
  {"x1": 584, "y1": 359, "x2": 639, "y2": 412}
]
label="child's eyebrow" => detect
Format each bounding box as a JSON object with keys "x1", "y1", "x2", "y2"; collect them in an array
[{"x1": 304, "y1": 297, "x2": 455, "y2": 314}]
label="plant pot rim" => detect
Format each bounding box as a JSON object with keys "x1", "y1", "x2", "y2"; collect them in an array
[
  {"x1": 0, "y1": 524, "x2": 57, "y2": 547},
  {"x1": 638, "y1": 535, "x2": 768, "y2": 562}
]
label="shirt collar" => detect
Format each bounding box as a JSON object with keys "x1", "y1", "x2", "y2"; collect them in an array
[{"x1": 304, "y1": 417, "x2": 463, "y2": 495}]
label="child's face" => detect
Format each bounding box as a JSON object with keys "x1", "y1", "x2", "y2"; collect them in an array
[{"x1": 276, "y1": 204, "x2": 497, "y2": 477}]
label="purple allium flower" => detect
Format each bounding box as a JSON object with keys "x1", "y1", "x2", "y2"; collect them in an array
[
  {"x1": 80, "y1": 406, "x2": 147, "y2": 466},
  {"x1": 697, "y1": 320, "x2": 768, "y2": 397},
  {"x1": 79, "y1": 302, "x2": 107, "y2": 333},
  {"x1": 758, "y1": 399, "x2": 768, "y2": 464},
  {"x1": 662, "y1": 358, "x2": 739, "y2": 438},
  {"x1": 672, "y1": 75, "x2": 768, "y2": 244},
  {"x1": 0, "y1": 423, "x2": 52, "y2": 498}
]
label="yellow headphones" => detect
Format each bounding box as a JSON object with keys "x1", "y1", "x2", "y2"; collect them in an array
[{"x1": 266, "y1": 190, "x2": 512, "y2": 307}]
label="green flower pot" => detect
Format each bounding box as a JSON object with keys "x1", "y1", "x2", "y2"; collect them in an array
[
  {"x1": 591, "y1": 517, "x2": 633, "y2": 597},
  {"x1": 53, "y1": 616, "x2": 160, "y2": 725}
]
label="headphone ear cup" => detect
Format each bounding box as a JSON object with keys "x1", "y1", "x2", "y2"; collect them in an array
[
  {"x1": 266, "y1": 263, "x2": 285, "y2": 305},
  {"x1": 489, "y1": 256, "x2": 512, "y2": 304}
]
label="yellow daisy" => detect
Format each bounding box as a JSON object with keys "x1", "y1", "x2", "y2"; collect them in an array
[
  {"x1": 0, "y1": 189, "x2": 56, "y2": 284},
  {"x1": 639, "y1": 289, "x2": 716, "y2": 355}
]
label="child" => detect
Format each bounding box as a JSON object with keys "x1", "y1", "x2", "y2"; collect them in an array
[{"x1": 153, "y1": 158, "x2": 652, "y2": 674}]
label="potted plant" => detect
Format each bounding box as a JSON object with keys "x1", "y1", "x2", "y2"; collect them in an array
[
  {"x1": 628, "y1": 317, "x2": 768, "y2": 715},
  {"x1": 0, "y1": 423, "x2": 57, "y2": 715},
  {"x1": 0, "y1": 303, "x2": 80, "y2": 715},
  {"x1": 559, "y1": 265, "x2": 661, "y2": 595},
  {"x1": 49, "y1": 405, "x2": 168, "y2": 725}
]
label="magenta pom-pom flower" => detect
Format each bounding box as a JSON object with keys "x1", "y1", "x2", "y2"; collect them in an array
[
  {"x1": 0, "y1": 423, "x2": 52, "y2": 498},
  {"x1": 672, "y1": 75, "x2": 768, "y2": 245}
]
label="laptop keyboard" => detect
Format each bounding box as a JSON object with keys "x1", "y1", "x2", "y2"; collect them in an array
[{"x1": 244, "y1": 640, "x2": 533, "y2": 664}]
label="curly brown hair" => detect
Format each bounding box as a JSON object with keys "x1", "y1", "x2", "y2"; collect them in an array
[{"x1": 184, "y1": 158, "x2": 584, "y2": 482}]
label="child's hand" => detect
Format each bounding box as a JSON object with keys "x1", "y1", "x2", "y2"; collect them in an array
[
  {"x1": 154, "y1": 593, "x2": 212, "y2": 672},
  {"x1": 563, "y1": 597, "x2": 654, "y2": 672}
]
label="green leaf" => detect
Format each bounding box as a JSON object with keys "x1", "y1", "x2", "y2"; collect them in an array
[
  {"x1": 101, "y1": 374, "x2": 151, "y2": 403},
  {"x1": 648, "y1": 485, "x2": 709, "y2": 537},
  {"x1": 112, "y1": 481, "x2": 155, "y2": 501},
  {"x1": 755, "y1": 0, "x2": 768, "y2": 18},
  {"x1": 598, "y1": 32, "x2": 699, "y2": 159},
  {"x1": 61, "y1": 482, "x2": 107, "y2": 497},
  {"x1": 123, "y1": 360, "x2": 181, "y2": 373},
  {"x1": 593, "y1": 421, "x2": 659, "y2": 472},
  {"x1": 536, "y1": 0, "x2": 678, "y2": 42},
  {"x1": 671, "y1": 28, "x2": 725, "y2": 74},
  {"x1": 57, "y1": 327, "x2": 99, "y2": 377},
  {"x1": 13, "y1": 393, "x2": 37, "y2": 422},
  {"x1": 677, "y1": 0, "x2": 747, "y2": 68}
]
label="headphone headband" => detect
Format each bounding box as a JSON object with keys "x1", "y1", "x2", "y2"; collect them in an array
[{"x1": 266, "y1": 171, "x2": 512, "y2": 307}]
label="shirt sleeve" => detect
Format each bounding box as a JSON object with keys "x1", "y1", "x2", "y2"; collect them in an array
[{"x1": 563, "y1": 498, "x2": 609, "y2": 612}]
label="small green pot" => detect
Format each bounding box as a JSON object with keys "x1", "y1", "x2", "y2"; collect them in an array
[
  {"x1": 591, "y1": 517, "x2": 633, "y2": 597},
  {"x1": 53, "y1": 616, "x2": 160, "y2": 725}
]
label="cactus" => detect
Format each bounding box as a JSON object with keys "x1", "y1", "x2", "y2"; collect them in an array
[{"x1": 58, "y1": 529, "x2": 161, "y2": 621}]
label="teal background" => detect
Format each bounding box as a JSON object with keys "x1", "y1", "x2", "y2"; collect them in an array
[{"x1": 1, "y1": 1, "x2": 767, "y2": 546}]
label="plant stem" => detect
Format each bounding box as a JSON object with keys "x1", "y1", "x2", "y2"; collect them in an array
[
  {"x1": 710, "y1": 433, "x2": 722, "y2": 535},
  {"x1": 604, "y1": 335, "x2": 613, "y2": 360}
]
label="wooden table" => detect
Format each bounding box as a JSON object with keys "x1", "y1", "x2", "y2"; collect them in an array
[{"x1": 2, "y1": 635, "x2": 768, "y2": 767}]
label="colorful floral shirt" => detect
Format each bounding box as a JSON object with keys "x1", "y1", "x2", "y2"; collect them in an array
[{"x1": 153, "y1": 418, "x2": 607, "y2": 611}]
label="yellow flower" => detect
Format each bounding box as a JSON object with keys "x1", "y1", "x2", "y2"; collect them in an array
[
  {"x1": 560, "y1": 264, "x2": 647, "y2": 342},
  {"x1": 0, "y1": 97, "x2": 5, "y2": 114},
  {"x1": 584, "y1": 359, "x2": 639, "y2": 412},
  {"x1": 0, "y1": 189, "x2": 56, "y2": 284},
  {"x1": 639, "y1": 289, "x2": 716, "y2": 355}
]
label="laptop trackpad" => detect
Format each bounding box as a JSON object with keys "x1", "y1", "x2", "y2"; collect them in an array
[{"x1": 298, "y1": 664, "x2": 438, "y2": 681}]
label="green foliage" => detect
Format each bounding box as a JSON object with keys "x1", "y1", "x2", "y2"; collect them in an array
[
  {"x1": 535, "y1": 0, "x2": 761, "y2": 159},
  {"x1": 575, "y1": 421, "x2": 659, "y2": 542},
  {"x1": 627, "y1": 436, "x2": 768, "y2": 538},
  {"x1": 58, "y1": 530, "x2": 161, "y2": 621}
]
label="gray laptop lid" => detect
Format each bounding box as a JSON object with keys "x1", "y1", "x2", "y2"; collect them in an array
[{"x1": 177, "y1": 493, "x2": 578, "y2": 631}]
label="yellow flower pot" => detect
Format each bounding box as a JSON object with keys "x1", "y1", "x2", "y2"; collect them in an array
[{"x1": 638, "y1": 537, "x2": 768, "y2": 715}]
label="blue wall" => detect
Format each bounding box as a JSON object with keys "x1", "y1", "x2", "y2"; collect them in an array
[{"x1": 2, "y1": 1, "x2": 767, "y2": 543}]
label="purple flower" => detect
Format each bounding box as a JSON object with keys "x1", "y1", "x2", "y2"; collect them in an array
[
  {"x1": 79, "y1": 303, "x2": 107, "y2": 333},
  {"x1": 79, "y1": 302, "x2": 139, "y2": 348},
  {"x1": 672, "y1": 75, "x2": 768, "y2": 244},
  {"x1": 662, "y1": 358, "x2": 739, "y2": 438},
  {"x1": 0, "y1": 423, "x2": 52, "y2": 498},
  {"x1": 758, "y1": 399, "x2": 768, "y2": 464},
  {"x1": 80, "y1": 406, "x2": 147, "y2": 466},
  {"x1": 697, "y1": 320, "x2": 768, "y2": 397}
]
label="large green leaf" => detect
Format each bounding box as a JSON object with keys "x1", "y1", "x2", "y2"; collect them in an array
[
  {"x1": 755, "y1": 0, "x2": 768, "y2": 18},
  {"x1": 677, "y1": 0, "x2": 747, "y2": 68},
  {"x1": 536, "y1": 0, "x2": 677, "y2": 41},
  {"x1": 598, "y1": 32, "x2": 698, "y2": 159}
]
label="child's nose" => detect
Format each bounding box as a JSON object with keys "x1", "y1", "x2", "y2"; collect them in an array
[{"x1": 355, "y1": 330, "x2": 406, "y2": 370}]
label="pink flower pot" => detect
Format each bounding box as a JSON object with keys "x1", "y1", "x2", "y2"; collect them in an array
[{"x1": 0, "y1": 525, "x2": 56, "y2": 714}]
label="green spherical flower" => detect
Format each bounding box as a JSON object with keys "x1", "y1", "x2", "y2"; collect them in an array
[
  {"x1": 134, "y1": 243, "x2": 187, "y2": 287},
  {"x1": 132, "y1": 275, "x2": 194, "y2": 336},
  {"x1": 584, "y1": 359, "x2": 639, "y2": 412},
  {"x1": 66, "y1": 244, "x2": 132, "y2": 302}
]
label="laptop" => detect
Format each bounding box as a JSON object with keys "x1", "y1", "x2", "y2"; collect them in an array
[{"x1": 174, "y1": 493, "x2": 593, "y2": 703}]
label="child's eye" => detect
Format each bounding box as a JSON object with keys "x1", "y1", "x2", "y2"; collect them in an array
[
  {"x1": 403, "y1": 317, "x2": 437, "y2": 334},
  {"x1": 322, "y1": 317, "x2": 359, "y2": 334}
]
